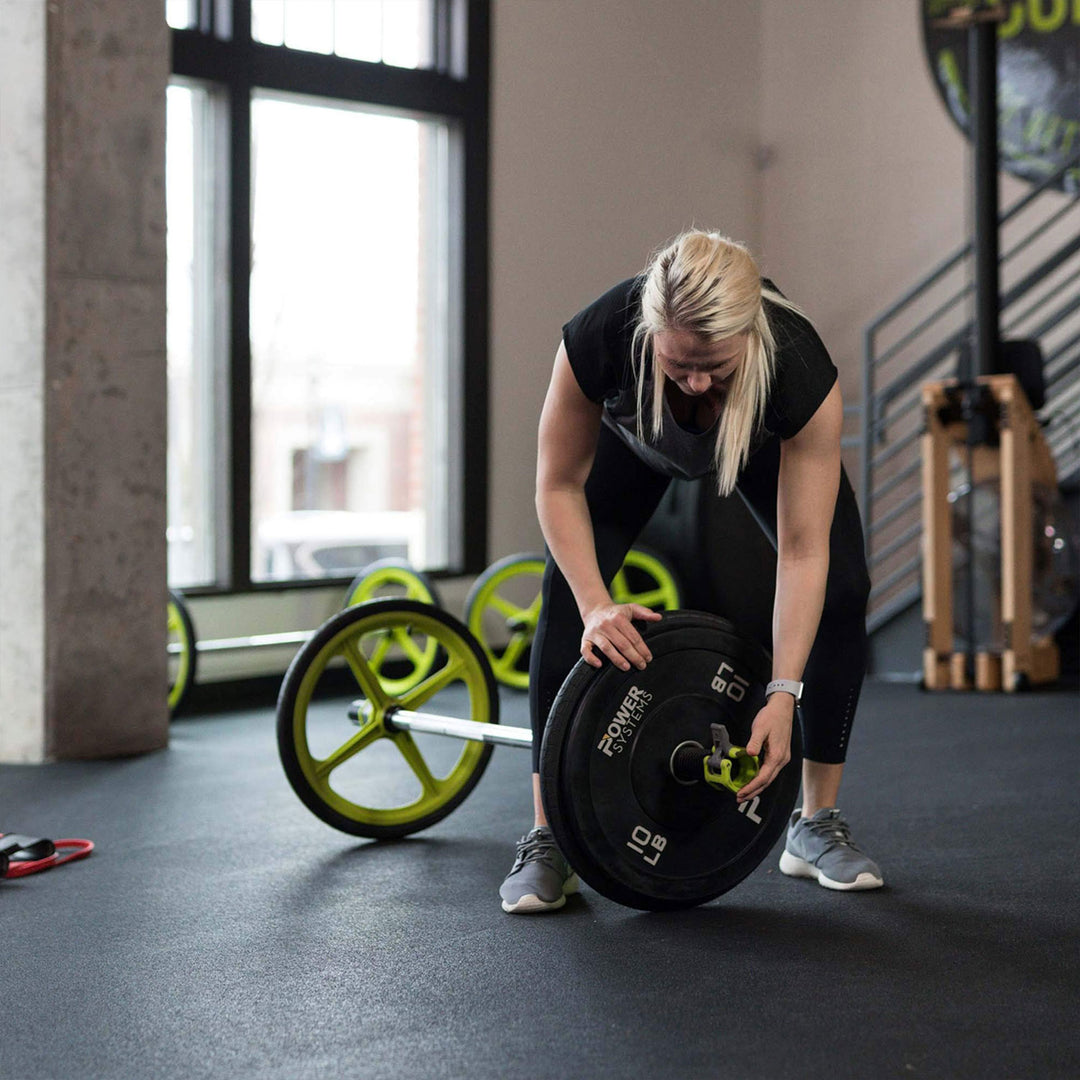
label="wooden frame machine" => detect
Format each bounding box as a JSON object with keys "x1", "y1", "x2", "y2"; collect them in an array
[{"x1": 921, "y1": 373, "x2": 1060, "y2": 691}]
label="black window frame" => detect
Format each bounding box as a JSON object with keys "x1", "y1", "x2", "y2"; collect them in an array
[{"x1": 170, "y1": 0, "x2": 490, "y2": 594}]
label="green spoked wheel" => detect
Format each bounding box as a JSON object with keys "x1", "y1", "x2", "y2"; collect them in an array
[
  {"x1": 277, "y1": 599, "x2": 500, "y2": 839},
  {"x1": 342, "y1": 558, "x2": 441, "y2": 695},
  {"x1": 464, "y1": 553, "x2": 546, "y2": 690},
  {"x1": 465, "y1": 547, "x2": 681, "y2": 690},
  {"x1": 610, "y1": 545, "x2": 681, "y2": 611},
  {"x1": 167, "y1": 589, "x2": 198, "y2": 717}
]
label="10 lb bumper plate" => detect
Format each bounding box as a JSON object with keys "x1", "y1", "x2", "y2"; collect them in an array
[{"x1": 540, "y1": 611, "x2": 802, "y2": 911}]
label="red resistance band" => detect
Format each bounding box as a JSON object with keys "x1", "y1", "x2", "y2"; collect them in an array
[{"x1": 1, "y1": 834, "x2": 94, "y2": 879}]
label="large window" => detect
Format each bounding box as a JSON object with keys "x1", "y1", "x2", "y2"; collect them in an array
[{"x1": 166, "y1": 0, "x2": 488, "y2": 590}]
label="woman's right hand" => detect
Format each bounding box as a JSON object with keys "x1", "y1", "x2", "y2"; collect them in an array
[{"x1": 580, "y1": 602, "x2": 663, "y2": 671}]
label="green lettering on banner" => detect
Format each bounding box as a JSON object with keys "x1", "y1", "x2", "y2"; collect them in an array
[
  {"x1": 1060, "y1": 120, "x2": 1079, "y2": 155},
  {"x1": 1023, "y1": 107, "x2": 1050, "y2": 145},
  {"x1": 938, "y1": 48, "x2": 968, "y2": 112},
  {"x1": 998, "y1": 97, "x2": 1023, "y2": 131},
  {"x1": 1039, "y1": 113, "x2": 1061, "y2": 151},
  {"x1": 1028, "y1": 0, "x2": 1068, "y2": 33},
  {"x1": 1000, "y1": 2, "x2": 1027, "y2": 38},
  {"x1": 926, "y1": 0, "x2": 960, "y2": 17}
]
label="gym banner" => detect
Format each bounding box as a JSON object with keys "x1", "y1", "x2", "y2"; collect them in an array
[{"x1": 922, "y1": 0, "x2": 1080, "y2": 191}]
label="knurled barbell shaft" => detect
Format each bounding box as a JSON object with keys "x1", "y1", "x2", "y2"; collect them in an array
[{"x1": 385, "y1": 708, "x2": 534, "y2": 749}]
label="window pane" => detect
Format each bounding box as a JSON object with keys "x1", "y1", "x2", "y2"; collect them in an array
[
  {"x1": 249, "y1": 92, "x2": 455, "y2": 582},
  {"x1": 379, "y1": 0, "x2": 431, "y2": 69},
  {"x1": 333, "y1": 0, "x2": 383, "y2": 63},
  {"x1": 251, "y1": 0, "x2": 285, "y2": 46},
  {"x1": 166, "y1": 0, "x2": 195, "y2": 30},
  {"x1": 252, "y1": 0, "x2": 434, "y2": 69},
  {"x1": 166, "y1": 81, "x2": 226, "y2": 588},
  {"x1": 283, "y1": 0, "x2": 334, "y2": 55}
]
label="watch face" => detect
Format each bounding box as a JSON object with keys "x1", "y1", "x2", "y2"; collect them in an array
[{"x1": 921, "y1": 1, "x2": 1080, "y2": 193}]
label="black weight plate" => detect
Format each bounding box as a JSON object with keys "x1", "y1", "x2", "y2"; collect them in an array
[{"x1": 540, "y1": 611, "x2": 802, "y2": 911}]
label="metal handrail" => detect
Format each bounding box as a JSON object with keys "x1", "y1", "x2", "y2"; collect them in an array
[
  {"x1": 871, "y1": 522, "x2": 922, "y2": 568},
  {"x1": 860, "y1": 148, "x2": 1080, "y2": 631},
  {"x1": 1017, "y1": 297, "x2": 1080, "y2": 348},
  {"x1": 866, "y1": 584, "x2": 922, "y2": 636},
  {"x1": 871, "y1": 459, "x2": 920, "y2": 505},
  {"x1": 870, "y1": 425, "x2": 921, "y2": 472},
  {"x1": 868, "y1": 555, "x2": 921, "y2": 602},
  {"x1": 1003, "y1": 264, "x2": 1080, "y2": 332},
  {"x1": 1000, "y1": 233, "x2": 1080, "y2": 314},
  {"x1": 1045, "y1": 341, "x2": 1080, "y2": 389},
  {"x1": 875, "y1": 237, "x2": 1080, "y2": 414},
  {"x1": 998, "y1": 196, "x2": 1079, "y2": 269},
  {"x1": 876, "y1": 336, "x2": 963, "y2": 412},
  {"x1": 864, "y1": 150, "x2": 1080, "y2": 336},
  {"x1": 868, "y1": 490, "x2": 921, "y2": 538},
  {"x1": 870, "y1": 284, "x2": 971, "y2": 371}
]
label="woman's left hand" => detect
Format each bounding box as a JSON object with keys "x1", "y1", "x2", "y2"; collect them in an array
[{"x1": 736, "y1": 698, "x2": 794, "y2": 804}]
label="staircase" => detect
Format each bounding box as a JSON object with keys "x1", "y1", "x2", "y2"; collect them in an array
[{"x1": 858, "y1": 151, "x2": 1080, "y2": 667}]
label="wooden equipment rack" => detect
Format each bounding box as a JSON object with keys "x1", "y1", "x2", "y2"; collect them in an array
[{"x1": 921, "y1": 373, "x2": 1060, "y2": 691}]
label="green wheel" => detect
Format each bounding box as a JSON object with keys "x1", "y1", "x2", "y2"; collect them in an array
[
  {"x1": 277, "y1": 599, "x2": 499, "y2": 839},
  {"x1": 167, "y1": 589, "x2": 198, "y2": 717},
  {"x1": 342, "y1": 558, "x2": 441, "y2": 695},
  {"x1": 465, "y1": 547, "x2": 681, "y2": 690},
  {"x1": 611, "y1": 545, "x2": 681, "y2": 611},
  {"x1": 464, "y1": 553, "x2": 546, "y2": 690}
]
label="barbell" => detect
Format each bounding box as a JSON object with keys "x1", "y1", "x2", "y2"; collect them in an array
[{"x1": 276, "y1": 599, "x2": 801, "y2": 911}]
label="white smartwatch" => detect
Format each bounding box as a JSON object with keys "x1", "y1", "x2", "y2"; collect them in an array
[{"x1": 765, "y1": 679, "x2": 803, "y2": 705}]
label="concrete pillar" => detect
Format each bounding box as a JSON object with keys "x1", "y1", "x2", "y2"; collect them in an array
[{"x1": 0, "y1": 1, "x2": 169, "y2": 761}]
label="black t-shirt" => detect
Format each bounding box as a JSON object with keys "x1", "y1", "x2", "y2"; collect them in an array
[{"x1": 561, "y1": 276, "x2": 838, "y2": 480}]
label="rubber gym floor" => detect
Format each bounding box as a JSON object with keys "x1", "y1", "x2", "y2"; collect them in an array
[{"x1": 2, "y1": 677, "x2": 1077, "y2": 1080}]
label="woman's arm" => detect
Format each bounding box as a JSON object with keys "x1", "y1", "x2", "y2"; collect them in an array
[
  {"x1": 536, "y1": 341, "x2": 661, "y2": 671},
  {"x1": 737, "y1": 379, "x2": 843, "y2": 802}
]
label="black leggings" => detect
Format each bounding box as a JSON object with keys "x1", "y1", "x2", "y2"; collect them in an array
[{"x1": 527, "y1": 423, "x2": 871, "y2": 771}]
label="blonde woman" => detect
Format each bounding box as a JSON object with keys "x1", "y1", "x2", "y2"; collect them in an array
[{"x1": 499, "y1": 231, "x2": 883, "y2": 913}]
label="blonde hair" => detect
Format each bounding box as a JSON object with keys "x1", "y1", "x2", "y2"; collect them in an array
[{"x1": 631, "y1": 230, "x2": 808, "y2": 496}]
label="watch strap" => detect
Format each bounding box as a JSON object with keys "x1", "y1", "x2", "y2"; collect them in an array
[{"x1": 765, "y1": 678, "x2": 803, "y2": 704}]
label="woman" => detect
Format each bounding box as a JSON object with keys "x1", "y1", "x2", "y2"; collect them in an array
[{"x1": 499, "y1": 231, "x2": 883, "y2": 914}]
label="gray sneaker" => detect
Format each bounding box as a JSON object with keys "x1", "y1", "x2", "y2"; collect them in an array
[
  {"x1": 779, "y1": 808, "x2": 884, "y2": 891},
  {"x1": 499, "y1": 826, "x2": 579, "y2": 913}
]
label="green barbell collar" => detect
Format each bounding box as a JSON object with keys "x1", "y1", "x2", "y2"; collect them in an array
[{"x1": 702, "y1": 722, "x2": 759, "y2": 794}]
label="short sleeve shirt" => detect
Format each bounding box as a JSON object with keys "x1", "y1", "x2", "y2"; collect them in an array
[{"x1": 560, "y1": 276, "x2": 838, "y2": 480}]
